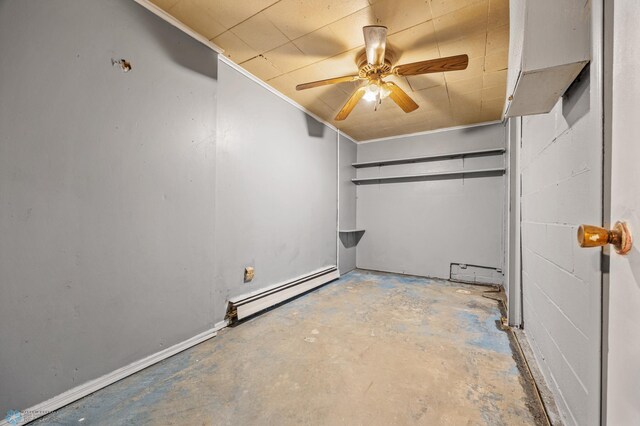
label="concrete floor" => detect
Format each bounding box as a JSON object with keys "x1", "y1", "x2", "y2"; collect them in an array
[{"x1": 35, "y1": 270, "x2": 545, "y2": 425}]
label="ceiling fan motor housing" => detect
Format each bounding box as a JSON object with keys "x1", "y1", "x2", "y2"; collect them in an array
[{"x1": 356, "y1": 49, "x2": 394, "y2": 79}]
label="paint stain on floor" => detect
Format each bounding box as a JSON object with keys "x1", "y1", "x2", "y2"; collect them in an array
[{"x1": 34, "y1": 270, "x2": 545, "y2": 425}]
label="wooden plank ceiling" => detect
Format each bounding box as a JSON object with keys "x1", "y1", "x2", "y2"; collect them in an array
[{"x1": 151, "y1": 0, "x2": 509, "y2": 141}]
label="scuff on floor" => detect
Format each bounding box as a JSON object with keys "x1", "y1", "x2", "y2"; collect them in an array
[{"x1": 34, "y1": 269, "x2": 546, "y2": 425}]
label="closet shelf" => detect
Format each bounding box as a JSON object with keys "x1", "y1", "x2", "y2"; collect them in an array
[
  {"x1": 351, "y1": 147, "x2": 505, "y2": 169},
  {"x1": 352, "y1": 167, "x2": 505, "y2": 185},
  {"x1": 339, "y1": 229, "x2": 365, "y2": 249}
]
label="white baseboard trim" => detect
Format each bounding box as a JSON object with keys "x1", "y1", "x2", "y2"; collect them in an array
[{"x1": 2, "y1": 320, "x2": 228, "y2": 426}]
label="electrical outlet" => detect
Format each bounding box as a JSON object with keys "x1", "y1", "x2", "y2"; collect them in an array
[{"x1": 244, "y1": 266, "x2": 254, "y2": 283}]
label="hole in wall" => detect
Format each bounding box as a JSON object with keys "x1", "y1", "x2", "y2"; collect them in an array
[{"x1": 111, "y1": 58, "x2": 132, "y2": 72}]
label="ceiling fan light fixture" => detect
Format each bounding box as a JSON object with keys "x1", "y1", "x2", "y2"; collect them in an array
[
  {"x1": 363, "y1": 82, "x2": 391, "y2": 102},
  {"x1": 363, "y1": 83, "x2": 379, "y2": 102}
]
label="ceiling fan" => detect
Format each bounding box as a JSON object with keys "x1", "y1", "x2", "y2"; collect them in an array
[{"x1": 296, "y1": 25, "x2": 469, "y2": 121}]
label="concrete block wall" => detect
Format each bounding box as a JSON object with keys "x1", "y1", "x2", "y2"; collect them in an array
[{"x1": 519, "y1": 65, "x2": 602, "y2": 424}]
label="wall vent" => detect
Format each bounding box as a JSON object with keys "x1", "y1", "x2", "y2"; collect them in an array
[{"x1": 450, "y1": 263, "x2": 504, "y2": 286}]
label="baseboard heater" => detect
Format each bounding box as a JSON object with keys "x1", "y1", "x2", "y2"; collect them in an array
[{"x1": 226, "y1": 266, "x2": 339, "y2": 322}]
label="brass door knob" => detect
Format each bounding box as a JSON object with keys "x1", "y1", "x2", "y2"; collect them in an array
[{"x1": 577, "y1": 221, "x2": 633, "y2": 255}]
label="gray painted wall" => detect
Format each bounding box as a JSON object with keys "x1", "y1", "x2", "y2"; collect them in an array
[
  {"x1": 517, "y1": 4, "x2": 602, "y2": 424},
  {"x1": 214, "y1": 61, "x2": 337, "y2": 313},
  {"x1": 355, "y1": 124, "x2": 506, "y2": 280},
  {"x1": 338, "y1": 134, "x2": 357, "y2": 274},
  {"x1": 0, "y1": 0, "x2": 218, "y2": 413},
  {"x1": 0, "y1": 0, "x2": 346, "y2": 415}
]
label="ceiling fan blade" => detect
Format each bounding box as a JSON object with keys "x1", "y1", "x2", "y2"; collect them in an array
[
  {"x1": 335, "y1": 86, "x2": 366, "y2": 121},
  {"x1": 296, "y1": 75, "x2": 361, "y2": 91},
  {"x1": 363, "y1": 25, "x2": 387, "y2": 66},
  {"x1": 383, "y1": 82, "x2": 419, "y2": 113},
  {"x1": 393, "y1": 54, "x2": 469, "y2": 76}
]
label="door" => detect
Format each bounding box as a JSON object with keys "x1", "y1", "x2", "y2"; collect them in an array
[{"x1": 603, "y1": 1, "x2": 640, "y2": 423}]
